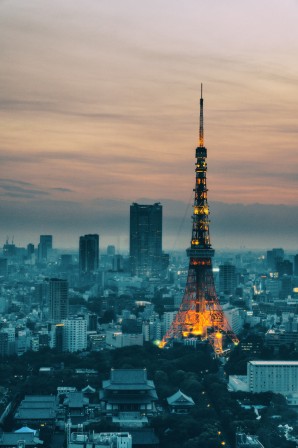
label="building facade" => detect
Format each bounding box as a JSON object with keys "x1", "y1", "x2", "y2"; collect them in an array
[
  {"x1": 219, "y1": 262, "x2": 237, "y2": 296},
  {"x1": 247, "y1": 360, "x2": 298, "y2": 395},
  {"x1": 79, "y1": 234, "x2": 99, "y2": 273},
  {"x1": 130, "y1": 203, "x2": 163, "y2": 278},
  {"x1": 100, "y1": 369, "x2": 158, "y2": 416},
  {"x1": 38, "y1": 235, "x2": 52, "y2": 261},
  {"x1": 62, "y1": 316, "x2": 87, "y2": 352},
  {"x1": 49, "y1": 278, "x2": 69, "y2": 323}
]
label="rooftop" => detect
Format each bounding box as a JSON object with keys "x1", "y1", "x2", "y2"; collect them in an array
[
  {"x1": 249, "y1": 361, "x2": 298, "y2": 366},
  {"x1": 0, "y1": 432, "x2": 43, "y2": 446},
  {"x1": 111, "y1": 369, "x2": 147, "y2": 384},
  {"x1": 167, "y1": 390, "x2": 195, "y2": 406},
  {"x1": 22, "y1": 395, "x2": 56, "y2": 403},
  {"x1": 64, "y1": 392, "x2": 89, "y2": 408},
  {"x1": 14, "y1": 408, "x2": 56, "y2": 419},
  {"x1": 103, "y1": 369, "x2": 156, "y2": 391}
]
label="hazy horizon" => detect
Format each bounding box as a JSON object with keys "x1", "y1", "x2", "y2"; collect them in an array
[{"x1": 1, "y1": 1, "x2": 297, "y2": 251}]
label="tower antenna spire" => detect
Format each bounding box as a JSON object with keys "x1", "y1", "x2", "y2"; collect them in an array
[{"x1": 199, "y1": 83, "x2": 204, "y2": 147}]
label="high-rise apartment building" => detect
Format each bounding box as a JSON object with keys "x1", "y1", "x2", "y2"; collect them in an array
[
  {"x1": 49, "y1": 278, "x2": 69, "y2": 323},
  {"x1": 79, "y1": 234, "x2": 99, "y2": 273},
  {"x1": 130, "y1": 202, "x2": 163, "y2": 277},
  {"x1": 38, "y1": 235, "x2": 53, "y2": 261},
  {"x1": 62, "y1": 316, "x2": 87, "y2": 352}
]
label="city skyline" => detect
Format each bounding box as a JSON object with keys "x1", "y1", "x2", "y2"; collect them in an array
[{"x1": 1, "y1": 1, "x2": 298, "y2": 250}]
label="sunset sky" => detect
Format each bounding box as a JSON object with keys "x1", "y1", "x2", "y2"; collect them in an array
[{"x1": 1, "y1": 0, "x2": 297, "y2": 251}]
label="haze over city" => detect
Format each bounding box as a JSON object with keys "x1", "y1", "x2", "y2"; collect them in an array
[{"x1": 1, "y1": 0, "x2": 298, "y2": 250}]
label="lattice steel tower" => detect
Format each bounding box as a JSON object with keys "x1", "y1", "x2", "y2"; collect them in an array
[{"x1": 160, "y1": 85, "x2": 239, "y2": 354}]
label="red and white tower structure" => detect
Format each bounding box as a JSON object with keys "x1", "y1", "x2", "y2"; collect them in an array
[{"x1": 160, "y1": 86, "x2": 239, "y2": 354}]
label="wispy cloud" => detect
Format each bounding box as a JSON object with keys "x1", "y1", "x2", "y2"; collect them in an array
[
  {"x1": 51, "y1": 187, "x2": 73, "y2": 192},
  {"x1": 0, "y1": 179, "x2": 74, "y2": 199},
  {"x1": 0, "y1": 183, "x2": 49, "y2": 198}
]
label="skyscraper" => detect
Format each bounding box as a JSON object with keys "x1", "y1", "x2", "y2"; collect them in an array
[
  {"x1": 79, "y1": 234, "x2": 99, "y2": 273},
  {"x1": 38, "y1": 235, "x2": 52, "y2": 261},
  {"x1": 49, "y1": 278, "x2": 69, "y2": 323},
  {"x1": 219, "y1": 262, "x2": 237, "y2": 296},
  {"x1": 130, "y1": 202, "x2": 163, "y2": 277},
  {"x1": 266, "y1": 248, "x2": 284, "y2": 271}
]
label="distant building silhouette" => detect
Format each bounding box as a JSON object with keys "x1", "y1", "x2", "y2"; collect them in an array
[
  {"x1": 107, "y1": 245, "x2": 116, "y2": 256},
  {"x1": 0, "y1": 258, "x2": 8, "y2": 277},
  {"x1": 38, "y1": 235, "x2": 52, "y2": 261},
  {"x1": 130, "y1": 202, "x2": 164, "y2": 277},
  {"x1": 266, "y1": 248, "x2": 284, "y2": 271},
  {"x1": 112, "y1": 254, "x2": 124, "y2": 272},
  {"x1": 79, "y1": 234, "x2": 99, "y2": 273},
  {"x1": 27, "y1": 243, "x2": 35, "y2": 256},
  {"x1": 276, "y1": 259, "x2": 293, "y2": 277},
  {"x1": 3, "y1": 238, "x2": 16, "y2": 258},
  {"x1": 60, "y1": 254, "x2": 73, "y2": 270},
  {"x1": 294, "y1": 254, "x2": 298, "y2": 276},
  {"x1": 49, "y1": 278, "x2": 69, "y2": 323}
]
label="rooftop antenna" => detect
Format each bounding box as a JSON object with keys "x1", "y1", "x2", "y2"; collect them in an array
[{"x1": 199, "y1": 83, "x2": 204, "y2": 148}]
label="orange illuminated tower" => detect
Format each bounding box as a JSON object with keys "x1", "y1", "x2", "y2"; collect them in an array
[{"x1": 160, "y1": 85, "x2": 239, "y2": 354}]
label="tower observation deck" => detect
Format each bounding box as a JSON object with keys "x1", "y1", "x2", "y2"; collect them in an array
[{"x1": 159, "y1": 85, "x2": 239, "y2": 354}]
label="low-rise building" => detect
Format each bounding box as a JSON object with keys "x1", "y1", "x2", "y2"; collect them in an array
[
  {"x1": 63, "y1": 392, "x2": 89, "y2": 419},
  {"x1": 166, "y1": 390, "x2": 195, "y2": 414},
  {"x1": 100, "y1": 369, "x2": 158, "y2": 422},
  {"x1": 68, "y1": 431, "x2": 132, "y2": 448},
  {"x1": 236, "y1": 432, "x2": 264, "y2": 448},
  {"x1": 0, "y1": 428, "x2": 43, "y2": 447},
  {"x1": 14, "y1": 396, "x2": 58, "y2": 429},
  {"x1": 105, "y1": 330, "x2": 143, "y2": 349}
]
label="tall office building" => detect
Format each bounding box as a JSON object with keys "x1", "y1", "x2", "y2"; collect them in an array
[
  {"x1": 130, "y1": 202, "x2": 163, "y2": 277},
  {"x1": 49, "y1": 278, "x2": 69, "y2": 323},
  {"x1": 266, "y1": 248, "x2": 284, "y2": 271},
  {"x1": 38, "y1": 235, "x2": 52, "y2": 261},
  {"x1": 79, "y1": 234, "x2": 99, "y2": 273},
  {"x1": 219, "y1": 262, "x2": 237, "y2": 295}
]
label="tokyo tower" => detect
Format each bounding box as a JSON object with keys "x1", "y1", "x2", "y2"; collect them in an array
[{"x1": 160, "y1": 85, "x2": 239, "y2": 355}]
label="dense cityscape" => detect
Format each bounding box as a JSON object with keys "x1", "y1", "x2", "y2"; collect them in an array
[{"x1": 0, "y1": 220, "x2": 298, "y2": 447}]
